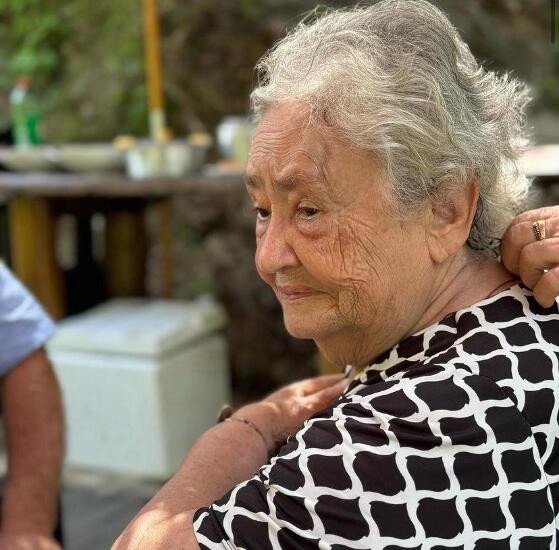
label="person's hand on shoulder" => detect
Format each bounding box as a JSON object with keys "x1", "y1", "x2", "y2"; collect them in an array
[
  {"x1": 234, "y1": 373, "x2": 349, "y2": 454},
  {"x1": 501, "y1": 206, "x2": 559, "y2": 307}
]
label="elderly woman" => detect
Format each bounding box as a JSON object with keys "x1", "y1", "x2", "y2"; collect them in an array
[{"x1": 115, "y1": 1, "x2": 559, "y2": 548}]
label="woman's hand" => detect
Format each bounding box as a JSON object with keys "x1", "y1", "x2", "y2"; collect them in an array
[
  {"x1": 234, "y1": 374, "x2": 348, "y2": 453},
  {"x1": 501, "y1": 206, "x2": 559, "y2": 307}
]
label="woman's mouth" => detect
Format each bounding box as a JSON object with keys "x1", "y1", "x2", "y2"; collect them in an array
[{"x1": 276, "y1": 285, "x2": 315, "y2": 301}]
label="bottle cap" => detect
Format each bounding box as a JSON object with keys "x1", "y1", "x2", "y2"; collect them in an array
[{"x1": 16, "y1": 75, "x2": 31, "y2": 89}]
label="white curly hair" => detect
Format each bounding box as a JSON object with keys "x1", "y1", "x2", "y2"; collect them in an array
[{"x1": 250, "y1": 0, "x2": 533, "y2": 253}]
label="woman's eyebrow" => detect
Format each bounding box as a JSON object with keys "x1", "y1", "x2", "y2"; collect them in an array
[
  {"x1": 245, "y1": 171, "x2": 330, "y2": 193},
  {"x1": 282, "y1": 171, "x2": 333, "y2": 193}
]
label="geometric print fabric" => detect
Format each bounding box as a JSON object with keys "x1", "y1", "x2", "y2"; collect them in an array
[{"x1": 194, "y1": 285, "x2": 559, "y2": 549}]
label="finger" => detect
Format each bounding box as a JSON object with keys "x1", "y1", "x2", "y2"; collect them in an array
[
  {"x1": 296, "y1": 373, "x2": 345, "y2": 395},
  {"x1": 307, "y1": 377, "x2": 349, "y2": 409},
  {"x1": 508, "y1": 206, "x2": 559, "y2": 227},
  {"x1": 533, "y1": 266, "x2": 559, "y2": 308},
  {"x1": 518, "y1": 237, "x2": 559, "y2": 289},
  {"x1": 502, "y1": 217, "x2": 559, "y2": 274}
]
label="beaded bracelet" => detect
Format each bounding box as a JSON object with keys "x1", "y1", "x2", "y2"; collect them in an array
[
  {"x1": 217, "y1": 405, "x2": 268, "y2": 450},
  {"x1": 223, "y1": 417, "x2": 268, "y2": 446}
]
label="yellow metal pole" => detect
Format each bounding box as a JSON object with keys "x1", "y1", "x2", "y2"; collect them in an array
[{"x1": 143, "y1": 0, "x2": 166, "y2": 141}]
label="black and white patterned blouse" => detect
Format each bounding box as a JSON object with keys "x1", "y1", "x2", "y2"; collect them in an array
[{"x1": 194, "y1": 285, "x2": 559, "y2": 548}]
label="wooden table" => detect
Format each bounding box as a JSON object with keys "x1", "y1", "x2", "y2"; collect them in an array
[{"x1": 0, "y1": 171, "x2": 245, "y2": 319}]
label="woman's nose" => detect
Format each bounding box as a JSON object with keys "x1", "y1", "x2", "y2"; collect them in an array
[{"x1": 255, "y1": 219, "x2": 300, "y2": 275}]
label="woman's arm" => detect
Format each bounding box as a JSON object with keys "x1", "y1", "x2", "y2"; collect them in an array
[{"x1": 112, "y1": 374, "x2": 347, "y2": 549}]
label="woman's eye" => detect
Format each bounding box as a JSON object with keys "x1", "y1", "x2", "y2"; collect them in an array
[
  {"x1": 254, "y1": 207, "x2": 270, "y2": 220},
  {"x1": 299, "y1": 206, "x2": 319, "y2": 219}
]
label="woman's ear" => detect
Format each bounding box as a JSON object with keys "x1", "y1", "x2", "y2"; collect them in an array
[{"x1": 427, "y1": 180, "x2": 479, "y2": 264}]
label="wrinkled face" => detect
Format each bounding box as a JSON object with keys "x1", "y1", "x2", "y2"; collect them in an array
[{"x1": 246, "y1": 102, "x2": 431, "y2": 364}]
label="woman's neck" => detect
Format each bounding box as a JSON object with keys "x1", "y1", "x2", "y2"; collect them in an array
[
  {"x1": 410, "y1": 252, "x2": 518, "y2": 337},
  {"x1": 319, "y1": 252, "x2": 518, "y2": 369}
]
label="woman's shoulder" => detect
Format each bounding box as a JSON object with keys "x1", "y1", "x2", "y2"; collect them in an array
[
  {"x1": 338, "y1": 364, "x2": 550, "y2": 488},
  {"x1": 452, "y1": 283, "x2": 559, "y2": 353},
  {"x1": 345, "y1": 360, "x2": 521, "y2": 436},
  {"x1": 338, "y1": 283, "x2": 559, "y2": 511}
]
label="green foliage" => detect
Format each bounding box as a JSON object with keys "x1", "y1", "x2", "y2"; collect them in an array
[
  {"x1": 0, "y1": 0, "x2": 147, "y2": 141},
  {"x1": 0, "y1": 1, "x2": 67, "y2": 84}
]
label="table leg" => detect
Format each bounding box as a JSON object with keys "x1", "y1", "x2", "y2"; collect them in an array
[
  {"x1": 105, "y1": 210, "x2": 147, "y2": 297},
  {"x1": 156, "y1": 199, "x2": 174, "y2": 298},
  {"x1": 7, "y1": 197, "x2": 65, "y2": 319}
]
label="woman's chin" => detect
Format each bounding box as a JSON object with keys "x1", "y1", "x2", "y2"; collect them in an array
[
  {"x1": 282, "y1": 314, "x2": 321, "y2": 340},
  {"x1": 282, "y1": 310, "x2": 335, "y2": 340}
]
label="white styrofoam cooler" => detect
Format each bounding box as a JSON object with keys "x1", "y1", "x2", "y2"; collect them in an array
[{"x1": 47, "y1": 295, "x2": 230, "y2": 480}]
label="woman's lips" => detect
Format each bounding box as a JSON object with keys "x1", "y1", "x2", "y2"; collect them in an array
[{"x1": 276, "y1": 285, "x2": 315, "y2": 301}]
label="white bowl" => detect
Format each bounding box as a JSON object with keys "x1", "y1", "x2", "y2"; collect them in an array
[
  {"x1": 0, "y1": 146, "x2": 57, "y2": 172},
  {"x1": 54, "y1": 143, "x2": 125, "y2": 172},
  {"x1": 125, "y1": 140, "x2": 203, "y2": 179}
]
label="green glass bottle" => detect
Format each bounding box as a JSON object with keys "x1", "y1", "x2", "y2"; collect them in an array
[{"x1": 9, "y1": 76, "x2": 42, "y2": 147}]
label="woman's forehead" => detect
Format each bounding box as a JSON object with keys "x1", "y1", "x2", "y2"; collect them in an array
[
  {"x1": 248, "y1": 118, "x2": 330, "y2": 181},
  {"x1": 247, "y1": 102, "x2": 384, "y2": 200},
  {"x1": 250, "y1": 104, "x2": 363, "y2": 181}
]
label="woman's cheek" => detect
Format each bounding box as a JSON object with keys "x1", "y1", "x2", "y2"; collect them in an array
[{"x1": 296, "y1": 236, "x2": 342, "y2": 284}]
